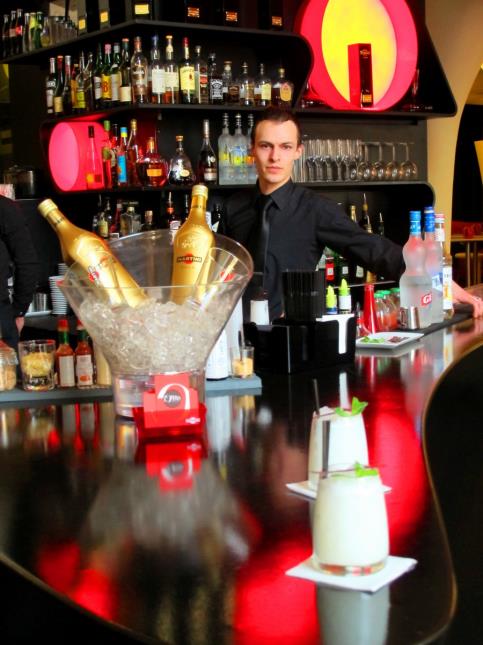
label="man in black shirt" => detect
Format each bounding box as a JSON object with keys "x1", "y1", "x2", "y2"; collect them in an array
[
  {"x1": 221, "y1": 108, "x2": 483, "y2": 319},
  {"x1": 0, "y1": 196, "x2": 39, "y2": 347}
]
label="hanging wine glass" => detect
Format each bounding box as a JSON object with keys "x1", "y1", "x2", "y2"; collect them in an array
[
  {"x1": 398, "y1": 142, "x2": 418, "y2": 180},
  {"x1": 325, "y1": 139, "x2": 337, "y2": 182},
  {"x1": 384, "y1": 142, "x2": 400, "y2": 181},
  {"x1": 304, "y1": 138, "x2": 317, "y2": 182},
  {"x1": 370, "y1": 142, "x2": 386, "y2": 181},
  {"x1": 356, "y1": 143, "x2": 372, "y2": 181},
  {"x1": 315, "y1": 139, "x2": 326, "y2": 182}
]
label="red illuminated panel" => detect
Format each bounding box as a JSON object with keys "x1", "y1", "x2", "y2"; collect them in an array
[
  {"x1": 295, "y1": 0, "x2": 418, "y2": 111},
  {"x1": 48, "y1": 121, "x2": 106, "y2": 191}
]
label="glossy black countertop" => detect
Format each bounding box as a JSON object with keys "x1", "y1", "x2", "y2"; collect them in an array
[{"x1": 2, "y1": 318, "x2": 483, "y2": 643}]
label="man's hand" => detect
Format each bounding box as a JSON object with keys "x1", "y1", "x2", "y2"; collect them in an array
[
  {"x1": 15, "y1": 316, "x2": 25, "y2": 334},
  {"x1": 452, "y1": 281, "x2": 483, "y2": 318}
]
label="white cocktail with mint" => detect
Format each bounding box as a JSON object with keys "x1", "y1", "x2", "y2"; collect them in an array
[{"x1": 313, "y1": 465, "x2": 389, "y2": 575}]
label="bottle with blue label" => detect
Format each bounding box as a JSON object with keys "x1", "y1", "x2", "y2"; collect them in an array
[
  {"x1": 116, "y1": 126, "x2": 128, "y2": 186},
  {"x1": 423, "y1": 206, "x2": 444, "y2": 323}
]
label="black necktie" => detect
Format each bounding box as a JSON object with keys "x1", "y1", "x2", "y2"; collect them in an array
[{"x1": 254, "y1": 194, "x2": 273, "y2": 277}]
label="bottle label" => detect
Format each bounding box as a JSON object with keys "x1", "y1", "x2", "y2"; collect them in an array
[
  {"x1": 165, "y1": 71, "x2": 179, "y2": 90},
  {"x1": 102, "y1": 73, "x2": 111, "y2": 99},
  {"x1": 110, "y1": 71, "x2": 121, "y2": 101},
  {"x1": 421, "y1": 292, "x2": 432, "y2": 306},
  {"x1": 117, "y1": 154, "x2": 127, "y2": 184},
  {"x1": 46, "y1": 88, "x2": 54, "y2": 109},
  {"x1": 356, "y1": 265, "x2": 364, "y2": 278},
  {"x1": 152, "y1": 68, "x2": 165, "y2": 94},
  {"x1": 76, "y1": 88, "x2": 86, "y2": 109},
  {"x1": 134, "y1": 3, "x2": 150, "y2": 15},
  {"x1": 434, "y1": 228, "x2": 445, "y2": 243},
  {"x1": 58, "y1": 355, "x2": 75, "y2": 387},
  {"x1": 53, "y1": 96, "x2": 63, "y2": 113},
  {"x1": 120, "y1": 85, "x2": 132, "y2": 103},
  {"x1": 147, "y1": 168, "x2": 163, "y2": 177},
  {"x1": 232, "y1": 146, "x2": 245, "y2": 166},
  {"x1": 443, "y1": 265, "x2": 453, "y2": 308},
  {"x1": 94, "y1": 75, "x2": 102, "y2": 100},
  {"x1": 76, "y1": 354, "x2": 94, "y2": 386},
  {"x1": 187, "y1": 6, "x2": 200, "y2": 19},
  {"x1": 203, "y1": 168, "x2": 217, "y2": 182},
  {"x1": 132, "y1": 69, "x2": 147, "y2": 97},
  {"x1": 280, "y1": 82, "x2": 292, "y2": 103},
  {"x1": 180, "y1": 66, "x2": 195, "y2": 91},
  {"x1": 261, "y1": 82, "x2": 272, "y2": 100},
  {"x1": 228, "y1": 84, "x2": 239, "y2": 102},
  {"x1": 210, "y1": 78, "x2": 223, "y2": 101}
]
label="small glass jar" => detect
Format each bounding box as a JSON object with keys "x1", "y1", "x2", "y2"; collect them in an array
[{"x1": 0, "y1": 345, "x2": 18, "y2": 391}]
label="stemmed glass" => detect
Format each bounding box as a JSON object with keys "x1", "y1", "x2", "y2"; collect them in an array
[
  {"x1": 370, "y1": 142, "x2": 386, "y2": 181},
  {"x1": 356, "y1": 143, "x2": 373, "y2": 182},
  {"x1": 315, "y1": 139, "x2": 328, "y2": 182},
  {"x1": 334, "y1": 139, "x2": 346, "y2": 181},
  {"x1": 304, "y1": 138, "x2": 317, "y2": 183},
  {"x1": 398, "y1": 142, "x2": 418, "y2": 180},
  {"x1": 325, "y1": 139, "x2": 336, "y2": 182},
  {"x1": 384, "y1": 142, "x2": 400, "y2": 181}
]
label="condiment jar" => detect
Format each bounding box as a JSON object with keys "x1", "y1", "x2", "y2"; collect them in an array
[{"x1": 0, "y1": 345, "x2": 18, "y2": 391}]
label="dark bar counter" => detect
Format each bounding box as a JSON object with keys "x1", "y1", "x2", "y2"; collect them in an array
[{"x1": 1, "y1": 317, "x2": 483, "y2": 643}]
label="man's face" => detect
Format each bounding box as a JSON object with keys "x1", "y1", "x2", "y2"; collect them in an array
[{"x1": 252, "y1": 119, "x2": 303, "y2": 193}]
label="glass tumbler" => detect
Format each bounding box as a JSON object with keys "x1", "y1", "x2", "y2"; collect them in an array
[{"x1": 18, "y1": 339, "x2": 56, "y2": 391}]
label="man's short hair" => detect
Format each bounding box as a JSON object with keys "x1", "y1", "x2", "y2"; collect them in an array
[{"x1": 251, "y1": 107, "x2": 302, "y2": 146}]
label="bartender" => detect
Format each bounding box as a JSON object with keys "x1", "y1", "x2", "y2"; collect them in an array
[{"x1": 220, "y1": 107, "x2": 483, "y2": 319}]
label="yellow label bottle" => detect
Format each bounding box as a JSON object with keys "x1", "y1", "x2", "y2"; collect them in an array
[
  {"x1": 38, "y1": 199, "x2": 146, "y2": 307},
  {"x1": 171, "y1": 184, "x2": 214, "y2": 296}
]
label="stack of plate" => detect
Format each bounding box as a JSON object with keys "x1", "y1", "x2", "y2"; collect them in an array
[
  {"x1": 49, "y1": 275, "x2": 69, "y2": 315},
  {"x1": 58, "y1": 262, "x2": 68, "y2": 275}
]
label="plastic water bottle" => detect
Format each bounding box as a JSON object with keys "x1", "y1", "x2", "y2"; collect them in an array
[
  {"x1": 399, "y1": 210, "x2": 433, "y2": 328},
  {"x1": 423, "y1": 206, "x2": 444, "y2": 323}
]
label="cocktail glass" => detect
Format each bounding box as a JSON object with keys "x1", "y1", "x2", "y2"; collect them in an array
[
  {"x1": 312, "y1": 466, "x2": 389, "y2": 575},
  {"x1": 60, "y1": 230, "x2": 253, "y2": 416}
]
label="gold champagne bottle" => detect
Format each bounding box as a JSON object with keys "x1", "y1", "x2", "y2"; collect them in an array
[
  {"x1": 38, "y1": 199, "x2": 146, "y2": 307},
  {"x1": 171, "y1": 184, "x2": 214, "y2": 294}
]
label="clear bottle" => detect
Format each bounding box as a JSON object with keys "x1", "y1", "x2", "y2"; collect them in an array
[
  {"x1": 224, "y1": 61, "x2": 240, "y2": 104},
  {"x1": 85, "y1": 125, "x2": 103, "y2": 190},
  {"x1": 272, "y1": 67, "x2": 293, "y2": 107},
  {"x1": 379, "y1": 289, "x2": 398, "y2": 330},
  {"x1": 246, "y1": 113, "x2": 257, "y2": 184},
  {"x1": 166, "y1": 191, "x2": 181, "y2": 233},
  {"x1": 435, "y1": 214, "x2": 454, "y2": 319},
  {"x1": 198, "y1": 119, "x2": 218, "y2": 184},
  {"x1": 360, "y1": 193, "x2": 372, "y2": 233},
  {"x1": 97, "y1": 204, "x2": 109, "y2": 239},
  {"x1": 109, "y1": 42, "x2": 121, "y2": 105},
  {"x1": 119, "y1": 38, "x2": 132, "y2": 105},
  {"x1": 126, "y1": 118, "x2": 142, "y2": 186},
  {"x1": 179, "y1": 36, "x2": 196, "y2": 104},
  {"x1": 45, "y1": 57, "x2": 56, "y2": 115},
  {"x1": 208, "y1": 52, "x2": 224, "y2": 105},
  {"x1": 101, "y1": 43, "x2": 112, "y2": 107},
  {"x1": 193, "y1": 45, "x2": 209, "y2": 104},
  {"x1": 141, "y1": 210, "x2": 155, "y2": 231},
  {"x1": 399, "y1": 210, "x2": 433, "y2": 328},
  {"x1": 218, "y1": 113, "x2": 233, "y2": 185},
  {"x1": 150, "y1": 34, "x2": 165, "y2": 104},
  {"x1": 131, "y1": 36, "x2": 148, "y2": 104},
  {"x1": 374, "y1": 291, "x2": 390, "y2": 331},
  {"x1": 254, "y1": 62, "x2": 272, "y2": 106},
  {"x1": 231, "y1": 113, "x2": 248, "y2": 183},
  {"x1": 163, "y1": 35, "x2": 179, "y2": 104},
  {"x1": 137, "y1": 136, "x2": 167, "y2": 187},
  {"x1": 168, "y1": 135, "x2": 195, "y2": 186},
  {"x1": 238, "y1": 61, "x2": 255, "y2": 107},
  {"x1": 93, "y1": 43, "x2": 103, "y2": 109},
  {"x1": 423, "y1": 206, "x2": 444, "y2": 323}
]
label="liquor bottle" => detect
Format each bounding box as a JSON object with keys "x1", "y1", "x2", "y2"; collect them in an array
[
  {"x1": 131, "y1": 36, "x2": 148, "y2": 104},
  {"x1": 38, "y1": 199, "x2": 146, "y2": 307},
  {"x1": 104, "y1": 198, "x2": 113, "y2": 234},
  {"x1": 109, "y1": 122, "x2": 120, "y2": 187},
  {"x1": 84, "y1": 52, "x2": 95, "y2": 112},
  {"x1": 166, "y1": 191, "x2": 181, "y2": 232},
  {"x1": 117, "y1": 127, "x2": 129, "y2": 186},
  {"x1": 62, "y1": 55, "x2": 73, "y2": 116},
  {"x1": 218, "y1": 112, "x2": 233, "y2": 185},
  {"x1": 349, "y1": 204, "x2": 365, "y2": 283},
  {"x1": 85, "y1": 125, "x2": 104, "y2": 190},
  {"x1": 208, "y1": 53, "x2": 223, "y2": 105},
  {"x1": 238, "y1": 62, "x2": 255, "y2": 107},
  {"x1": 119, "y1": 38, "x2": 132, "y2": 105},
  {"x1": 112, "y1": 199, "x2": 123, "y2": 235},
  {"x1": 246, "y1": 113, "x2": 257, "y2": 184},
  {"x1": 110, "y1": 42, "x2": 122, "y2": 105},
  {"x1": 102, "y1": 120, "x2": 113, "y2": 188},
  {"x1": 423, "y1": 206, "x2": 444, "y2": 323},
  {"x1": 93, "y1": 43, "x2": 104, "y2": 109},
  {"x1": 97, "y1": 203, "x2": 109, "y2": 239},
  {"x1": 53, "y1": 56, "x2": 65, "y2": 116},
  {"x1": 137, "y1": 136, "x2": 168, "y2": 187},
  {"x1": 2, "y1": 14, "x2": 9, "y2": 59},
  {"x1": 198, "y1": 119, "x2": 218, "y2": 184},
  {"x1": 232, "y1": 113, "x2": 248, "y2": 183},
  {"x1": 193, "y1": 45, "x2": 209, "y2": 104},
  {"x1": 435, "y1": 213, "x2": 454, "y2": 319},
  {"x1": 150, "y1": 34, "x2": 165, "y2": 104},
  {"x1": 259, "y1": 0, "x2": 284, "y2": 30},
  {"x1": 70, "y1": 60, "x2": 79, "y2": 112},
  {"x1": 163, "y1": 35, "x2": 179, "y2": 104},
  {"x1": 168, "y1": 135, "x2": 195, "y2": 186},
  {"x1": 141, "y1": 210, "x2": 155, "y2": 231},
  {"x1": 92, "y1": 195, "x2": 102, "y2": 234},
  {"x1": 126, "y1": 118, "x2": 142, "y2": 186},
  {"x1": 182, "y1": 193, "x2": 190, "y2": 224},
  {"x1": 120, "y1": 204, "x2": 142, "y2": 236},
  {"x1": 272, "y1": 67, "x2": 293, "y2": 107},
  {"x1": 360, "y1": 193, "x2": 372, "y2": 233},
  {"x1": 75, "y1": 53, "x2": 87, "y2": 113},
  {"x1": 335, "y1": 252, "x2": 350, "y2": 284},
  {"x1": 399, "y1": 210, "x2": 432, "y2": 328},
  {"x1": 254, "y1": 63, "x2": 272, "y2": 106},
  {"x1": 217, "y1": 0, "x2": 240, "y2": 26},
  {"x1": 376, "y1": 211, "x2": 385, "y2": 236},
  {"x1": 210, "y1": 202, "x2": 223, "y2": 232},
  {"x1": 101, "y1": 43, "x2": 113, "y2": 107},
  {"x1": 8, "y1": 10, "x2": 16, "y2": 56},
  {"x1": 179, "y1": 37, "x2": 196, "y2": 104},
  {"x1": 45, "y1": 57, "x2": 57, "y2": 115},
  {"x1": 171, "y1": 184, "x2": 214, "y2": 289},
  {"x1": 221, "y1": 61, "x2": 232, "y2": 103},
  {"x1": 55, "y1": 319, "x2": 75, "y2": 388},
  {"x1": 15, "y1": 9, "x2": 23, "y2": 56},
  {"x1": 21, "y1": 12, "x2": 29, "y2": 54},
  {"x1": 75, "y1": 322, "x2": 94, "y2": 388}
]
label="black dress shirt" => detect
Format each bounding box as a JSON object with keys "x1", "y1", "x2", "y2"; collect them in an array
[{"x1": 220, "y1": 181, "x2": 405, "y2": 317}]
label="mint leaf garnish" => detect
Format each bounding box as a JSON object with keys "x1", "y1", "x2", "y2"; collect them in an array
[
  {"x1": 334, "y1": 396, "x2": 368, "y2": 417},
  {"x1": 354, "y1": 462, "x2": 379, "y2": 477}
]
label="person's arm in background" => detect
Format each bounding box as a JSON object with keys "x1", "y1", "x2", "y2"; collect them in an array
[{"x1": 1, "y1": 199, "x2": 39, "y2": 334}]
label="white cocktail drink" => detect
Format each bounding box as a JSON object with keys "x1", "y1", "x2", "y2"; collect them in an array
[{"x1": 313, "y1": 468, "x2": 389, "y2": 575}]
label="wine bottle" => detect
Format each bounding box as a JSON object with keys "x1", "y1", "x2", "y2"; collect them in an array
[
  {"x1": 38, "y1": 199, "x2": 146, "y2": 307},
  {"x1": 171, "y1": 184, "x2": 214, "y2": 290},
  {"x1": 45, "y1": 57, "x2": 57, "y2": 115},
  {"x1": 179, "y1": 37, "x2": 196, "y2": 104},
  {"x1": 208, "y1": 52, "x2": 223, "y2": 105},
  {"x1": 93, "y1": 43, "x2": 104, "y2": 109},
  {"x1": 150, "y1": 34, "x2": 165, "y2": 104},
  {"x1": 110, "y1": 42, "x2": 122, "y2": 105},
  {"x1": 193, "y1": 45, "x2": 209, "y2": 104},
  {"x1": 163, "y1": 35, "x2": 179, "y2": 104},
  {"x1": 75, "y1": 53, "x2": 87, "y2": 113},
  {"x1": 198, "y1": 119, "x2": 218, "y2": 184},
  {"x1": 238, "y1": 61, "x2": 255, "y2": 107},
  {"x1": 131, "y1": 36, "x2": 148, "y2": 104},
  {"x1": 119, "y1": 38, "x2": 132, "y2": 105},
  {"x1": 101, "y1": 43, "x2": 113, "y2": 107},
  {"x1": 62, "y1": 55, "x2": 73, "y2": 116}
]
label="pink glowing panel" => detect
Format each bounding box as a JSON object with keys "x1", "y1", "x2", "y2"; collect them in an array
[
  {"x1": 48, "y1": 121, "x2": 106, "y2": 191},
  {"x1": 295, "y1": 0, "x2": 418, "y2": 111}
]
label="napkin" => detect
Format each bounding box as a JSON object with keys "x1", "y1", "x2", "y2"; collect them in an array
[
  {"x1": 286, "y1": 555, "x2": 417, "y2": 593},
  {"x1": 286, "y1": 480, "x2": 391, "y2": 499}
]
